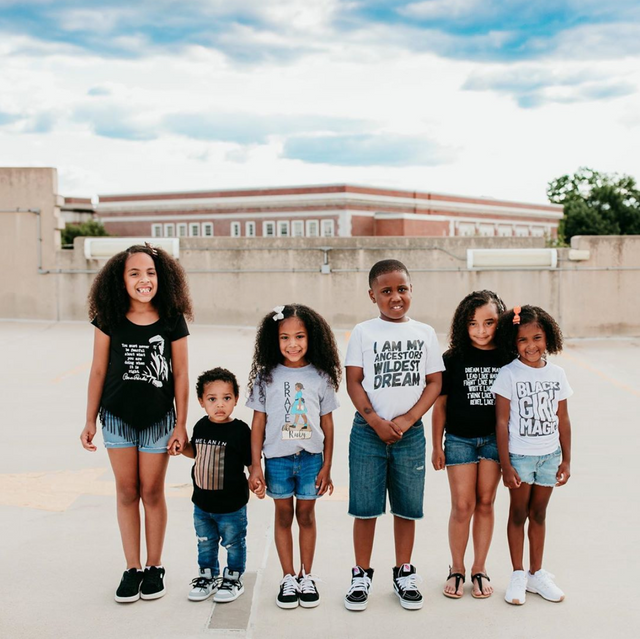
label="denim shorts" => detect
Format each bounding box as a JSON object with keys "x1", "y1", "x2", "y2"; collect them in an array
[
  {"x1": 444, "y1": 432, "x2": 499, "y2": 466},
  {"x1": 101, "y1": 409, "x2": 174, "y2": 454},
  {"x1": 264, "y1": 450, "x2": 324, "y2": 500},
  {"x1": 348, "y1": 412, "x2": 425, "y2": 520},
  {"x1": 510, "y1": 448, "x2": 562, "y2": 487}
]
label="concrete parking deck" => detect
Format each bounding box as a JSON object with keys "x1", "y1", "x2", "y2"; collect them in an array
[{"x1": 1, "y1": 321, "x2": 639, "y2": 639}]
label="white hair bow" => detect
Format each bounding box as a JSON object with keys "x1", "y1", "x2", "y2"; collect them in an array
[{"x1": 272, "y1": 305, "x2": 285, "y2": 321}]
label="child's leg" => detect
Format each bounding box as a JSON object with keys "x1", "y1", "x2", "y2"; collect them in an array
[
  {"x1": 193, "y1": 506, "x2": 221, "y2": 575},
  {"x1": 393, "y1": 516, "x2": 415, "y2": 566},
  {"x1": 108, "y1": 447, "x2": 142, "y2": 569},
  {"x1": 274, "y1": 497, "x2": 296, "y2": 576},
  {"x1": 527, "y1": 486, "x2": 553, "y2": 574},
  {"x1": 353, "y1": 518, "x2": 377, "y2": 569},
  {"x1": 138, "y1": 451, "x2": 170, "y2": 566},
  {"x1": 296, "y1": 499, "x2": 316, "y2": 574},
  {"x1": 217, "y1": 506, "x2": 248, "y2": 575},
  {"x1": 507, "y1": 483, "x2": 532, "y2": 571}
]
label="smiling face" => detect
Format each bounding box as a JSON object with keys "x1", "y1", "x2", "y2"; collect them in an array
[
  {"x1": 516, "y1": 322, "x2": 548, "y2": 368},
  {"x1": 369, "y1": 270, "x2": 412, "y2": 322},
  {"x1": 468, "y1": 303, "x2": 499, "y2": 350},
  {"x1": 278, "y1": 316, "x2": 309, "y2": 367},
  {"x1": 198, "y1": 380, "x2": 238, "y2": 423},
  {"x1": 123, "y1": 252, "x2": 158, "y2": 305}
]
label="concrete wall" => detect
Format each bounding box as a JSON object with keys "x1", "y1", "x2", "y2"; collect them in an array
[{"x1": 2, "y1": 168, "x2": 640, "y2": 337}]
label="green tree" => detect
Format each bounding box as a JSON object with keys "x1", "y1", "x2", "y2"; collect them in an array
[
  {"x1": 61, "y1": 219, "x2": 110, "y2": 246},
  {"x1": 547, "y1": 167, "x2": 640, "y2": 241}
]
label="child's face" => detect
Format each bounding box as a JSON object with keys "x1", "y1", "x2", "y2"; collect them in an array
[
  {"x1": 468, "y1": 303, "x2": 499, "y2": 350},
  {"x1": 198, "y1": 380, "x2": 238, "y2": 423},
  {"x1": 278, "y1": 316, "x2": 309, "y2": 367},
  {"x1": 369, "y1": 270, "x2": 412, "y2": 322},
  {"x1": 516, "y1": 322, "x2": 547, "y2": 368},
  {"x1": 123, "y1": 252, "x2": 158, "y2": 305}
]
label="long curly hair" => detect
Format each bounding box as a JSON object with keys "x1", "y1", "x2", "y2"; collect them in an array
[
  {"x1": 247, "y1": 304, "x2": 342, "y2": 402},
  {"x1": 496, "y1": 305, "x2": 563, "y2": 362},
  {"x1": 88, "y1": 244, "x2": 193, "y2": 329},
  {"x1": 445, "y1": 290, "x2": 506, "y2": 357}
]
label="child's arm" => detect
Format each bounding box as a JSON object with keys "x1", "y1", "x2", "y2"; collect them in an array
[
  {"x1": 496, "y1": 394, "x2": 520, "y2": 489},
  {"x1": 346, "y1": 366, "x2": 403, "y2": 444},
  {"x1": 180, "y1": 441, "x2": 195, "y2": 458},
  {"x1": 431, "y1": 395, "x2": 446, "y2": 470},
  {"x1": 80, "y1": 327, "x2": 110, "y2": 451},
  {"x1": 392, "y1": 371, "x2": 443, "y2": 433},
  {"x1": 168, "y1": 336, "x2": 189, "y2": 455},
  {"x1": 316, "y1": 412, "x2": 334, "y2": 496},
  {"x1": 248, "y1": 466, "x2": 266, "y2": 498},
  {"x1": 249, "y1": 411, "x2": 267, "y2": 494},
  {"x1": 556, "y1": 399, "x2": 571, "y2": 486}
]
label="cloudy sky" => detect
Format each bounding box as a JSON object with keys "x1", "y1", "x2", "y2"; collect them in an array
[{"x1": 1, "y1": 0, "x2": 639, "y2": 202}]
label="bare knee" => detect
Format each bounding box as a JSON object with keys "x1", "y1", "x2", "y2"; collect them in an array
[
  {"x1": 475, "y1": 495, "x2": 495, "y2": 517},
  {"x1": 117, "y1": 483, "x2": 140, "y2": 507},
  {"x1": 140, "y1": 482, "x2": 165, "y2": 508},
  {"x1": 451, "y1": 499, "x2": 475, "y2": 523},
  {"x1": 509, "y1": 506, "x2": 529, "y2": 527},
  {"x1": 275, "y1": 503, "x2": 294, "y2": 528},
  {"x1": 528, "y1": 506, "x2": 547, "y2": 526},
  {"x1": 296, "y1": 505, "x2": 316, "y2": 529}
]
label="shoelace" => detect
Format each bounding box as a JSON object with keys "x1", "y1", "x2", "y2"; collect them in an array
[
  {"x1": 396, "y1": 572, "x2": 423, "y2": 592},
  {"x1": 219, "y1": 577, "x2": 238, "y2": 591},
  {"x1": 190, "y1": 576, "x2": 214, "y2": 589},
  {"x1": 280, "y1": 575, "x2": 300, "y2": 596},
  {"x1": 299, "y1": 574, "x2": 322, "y2": 594},
  {"x1": 533, "y1": 570, "x2": 556, "y2": 586},
  {"x1": 346, "y1": 575, "x2": 371, "y2": 596}
]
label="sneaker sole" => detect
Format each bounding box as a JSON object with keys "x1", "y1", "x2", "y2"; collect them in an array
[
  {"x1": 505, "y1": 597, "x2": 525, "y2": 605},
  {"x1": 188, "y1": 590, "x2": 217, "y2": 602},
  {"x1": 299, "y1": 598, "x2": 320, "y2": 609},
  {"x1": 214, "y1": 585, "x2": 245, "y2": 603},
  {"x1": 140, "y1": 587, "x2": 166, "y2": 600},
  {"x1": 394, "y1": 591, "x2": 423, "y2": 610},
  {"x1": 344, "y1": 598, "x2": 367, "y2": 611},
  {"x1": 114, "y1": 592, "x2": 140, "y2": 603},
  {"x1": 276, "y1": 598, "x2": 299, "y2": 609},
  {"x1": 526, "y1": 587, "x2": 564, "y2": 602}
]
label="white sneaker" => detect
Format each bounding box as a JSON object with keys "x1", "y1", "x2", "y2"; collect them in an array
[
  {"x1": 188, "y1": 568, "x2": 220, "y2": 602},
  {"x1": 213, "y1": 567, "x2": 245, "y2": 603},
  {"x1": 526, "y1": 569, "x2": 565, "y2": 602},
  {"x1": 298, "y1": 570, "x2": 321, "y2": 608},
  {"x1": 505, "y1": 570, "x2": 527, "y2": 605}
]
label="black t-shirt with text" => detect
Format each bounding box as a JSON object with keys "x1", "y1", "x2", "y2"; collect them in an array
[
  {"x1": 93, "y1": 315, "x2": 189, "y2": 429},
  {"x1": 191, "y1": 417, "x2": 252, "y2": 514},
  {"x1": 441, "y1": 348, "x2": 503, "y2": 438}
]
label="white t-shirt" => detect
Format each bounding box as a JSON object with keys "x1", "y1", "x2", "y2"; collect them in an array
[
  {"x1": 491, "y1": 358, "x2": 573, "y2": 455},
  {"x1": 345, "y1": 317, "x2": 444, "y2": 421}
]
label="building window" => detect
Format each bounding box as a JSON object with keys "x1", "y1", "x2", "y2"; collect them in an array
[
  {"x1": 164, "y1": 223, "x2": 175, "y2": 237},
  {"x1": 277, "y1": 221, "x2": 290, "y2": 237},
  {"x1": 531, "y1": 226, "x2": 546, "y2": 237},
  {"x1": 497, "y1": 225, "x2": 512, "y2": 237},
  {"x1": 515, "y1": 225, "x2": 529, "y2": 237},
  {"x1": 151, "y1": 224, "x2": 162, "y2": 238},
  {"x1": 263, "y1": 221, "x2": 276, "y2": 237},
  {"x1": 246, "y1": 221, "x2": 256, "y2": 237},
  {"x1": 202, "y1": 222, "x2": 214, "y2": 237},
  {"x1": 292, "y1": 220, "x2": 304, "y2": 237},
  {"x1": 231, "y1": 222, "x2": 241, "y2": 237},
  {"x1": 479, "y1": 224, "x2": 494, "y2": 237},
  {"x1": 321, "y1": 219, "x2": 335, "y2": 237},
  {"x1": 177, "y1": 223, "x2": 188, "y2": 238},
  {"x1": 457, "y1": 222, "x2": 475, "y2": 237},
  {"x1": 189, "y1": 223, "x2": 200, "y2": 237},
  {"x1": 306, "y1": 220, "x2": 319, "y2": 237}
]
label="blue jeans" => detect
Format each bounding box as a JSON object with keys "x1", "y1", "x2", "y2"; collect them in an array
[
  {"x1": 444, "y1": 432, "x2": 500, "y2": 466},
  {"x1": 193, "y1": 504, "x2": 247, "y2": 575},
  {"x1": 348, "y1": 412, "x2": 426, "y2": 520},
  {"x1": 264, "y1": 450, "x2": 324, "y2": 500}
]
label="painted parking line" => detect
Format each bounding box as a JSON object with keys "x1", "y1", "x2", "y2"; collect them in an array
[
  {"x1": 51, "y1": 360, "x2": 91, "y2": 384},
  {"x1": 208, "y1": 572, "x2": 257, "y2": 632}
]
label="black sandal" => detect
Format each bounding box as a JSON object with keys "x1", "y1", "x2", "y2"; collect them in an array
[
  {"x1": 471, "y1": 572, "x2": 491, "y2": 599},
  {"x1": 443, "y1": 567, "x2": 465, "y2": 599}
]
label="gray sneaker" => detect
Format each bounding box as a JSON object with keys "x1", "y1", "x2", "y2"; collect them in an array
[
  {"x1": 213, "y1": 568, "x2": 245, "y2": 603},
  {"x1": 188, "y1": 568, "x2": 220, "y2": 602}
]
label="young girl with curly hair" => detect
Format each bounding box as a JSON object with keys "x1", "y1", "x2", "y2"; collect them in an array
[
  {"x1": 80, "y1": 244, "x2": 193, "y2": 603},
  {"x1": 246, "y1": 304, "x2": 341, "y2": 610},
  {"x1": 432, "y1": 290, "x2": 506, "y2": 599},
  {"x1": 492, "y1": 305, "x2": 572, "y2": 606}
]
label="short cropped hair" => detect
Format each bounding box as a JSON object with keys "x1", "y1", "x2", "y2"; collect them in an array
[
  {"x1": 368, "y1": 259, "x2": 410, "y2": 288},
  {"x1": 196, "y1": 367, "x2": 239, "y2": 398}
]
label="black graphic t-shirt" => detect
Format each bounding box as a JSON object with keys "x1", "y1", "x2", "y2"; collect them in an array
[
  {"x1": 191, "y1": 417, "x2": 252, "y2": 514},
  {"x1": 92, "y1": 315, "x2": 189, "y2": 429},
  {"x1": 441, "y1": 348, "x2": 503, "y2": 438}
]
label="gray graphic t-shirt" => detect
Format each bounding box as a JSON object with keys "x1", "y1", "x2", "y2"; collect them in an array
[{"x1": 246, "y1": 364, "x2": 339, "y2": 459}]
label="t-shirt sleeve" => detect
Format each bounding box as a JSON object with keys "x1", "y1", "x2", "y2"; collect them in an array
[
  {"x1": 90, "y1": 316, "x2": 111, "y2": 336},
  {"x1": 440, "y1": 352, "x2": 452, "y2": 395},
  {"x1": 557, "y1": 367, "x2": 574, "y2": 401},
  {"x1": 425, "y1": 327, "x2": 445, "y2": 375},
  {"x1": 169, "y1": 315, "x2": 190, "y2": 341},
  {"x1": 491, "y1": 367, "x2": 512, "y2": 399},
  {"x1": 319, "y1": 376, "x2": 340, "y2": 416},
  {"x1": 344, "y1": 325, "x2": 364, "y2": 368},
  {"x1": 245, "y1": 375, "x2": 267, "y2": 412}
]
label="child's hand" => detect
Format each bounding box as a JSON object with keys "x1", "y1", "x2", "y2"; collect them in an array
[
  {"x1": 431, "y1": 447, "x2": 445, "y2": 471},
  {"x1": 372, "y1": 418, "x2": 403, "y2": 444},
  {"x1": 502, "y1": 464, "x2": 522, "y2": 489},
  {"x1": 391, "y1": 413, "x2": 414, "y2": 433},
  {"x1": 249, "y1": 468, "x2": 266, "y2": 498},
  {"x1": 167, "y1": 440, "x2": 181, "y2": 456},
  {"x1": 556, "y1": 461, "x2": 570, "y2": 486},
  {"x1": 315, "y1": 465, "x2": 334, "y2": 496},
  {"x1": 167, "y1": 427, "x2": 187, "y2": 455},
  {"x1": 80, "y1": 422, "x2": 97, "y2": 452},
  {"x1": 252, "y1": 478, "x2": 266, "y2": 499}
]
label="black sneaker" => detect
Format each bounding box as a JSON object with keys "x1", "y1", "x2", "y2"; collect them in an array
[
  {"x1": 140, "y1": 566, "x2": 166, "y2": 600},
  {"x1": 298, "y1": 571, "x2": 320, "y2": 608},
  {"x1": 392, "y1": 563, "x2": 423, "y2": 610},
  {"x1": 344, "y1": 566, "x2": 374, "y2": 611},
  {"x1": 276, "y1": 574, "x2": 300, "y2": 609},
  {"x1": 115, "y1": 568, "x2": 144, "y2": 603}
]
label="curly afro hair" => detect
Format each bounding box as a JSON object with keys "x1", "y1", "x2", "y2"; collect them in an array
[
  {"x1": 88, "y1": 244, "x2": 193, "y2": 329},
  {"x1": 196, "y1": 367, "x2": 239, "y2": 399},
  {"x1": 445, "y1": 290, "x2": 506, "y2": 357},
  {"x1": 496, "y1": 305, "x2": 563, "y2": 362},
  {"x1": 247, "y1": 304, "x2": 341, "y2": 403}
]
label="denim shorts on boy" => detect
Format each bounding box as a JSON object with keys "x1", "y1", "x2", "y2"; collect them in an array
[
  {"x1": 101, "y1": 409, "x2": 174, "y2": 454},
  {"x1": 348, "y1": 412, "x2": 425, "y2": 520},
  {"x1": 444, "y1": 432, "x2": 499, "y2": 466},
  {"x1": 509, "y1": 448, "x2": 562, "y2": 487},
  {"x1": 193, "y1": 503, "x2": 247, "y2": 576},
  {"x1": 264, "y1": 450, "x2": 324, "y2": 500}
]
